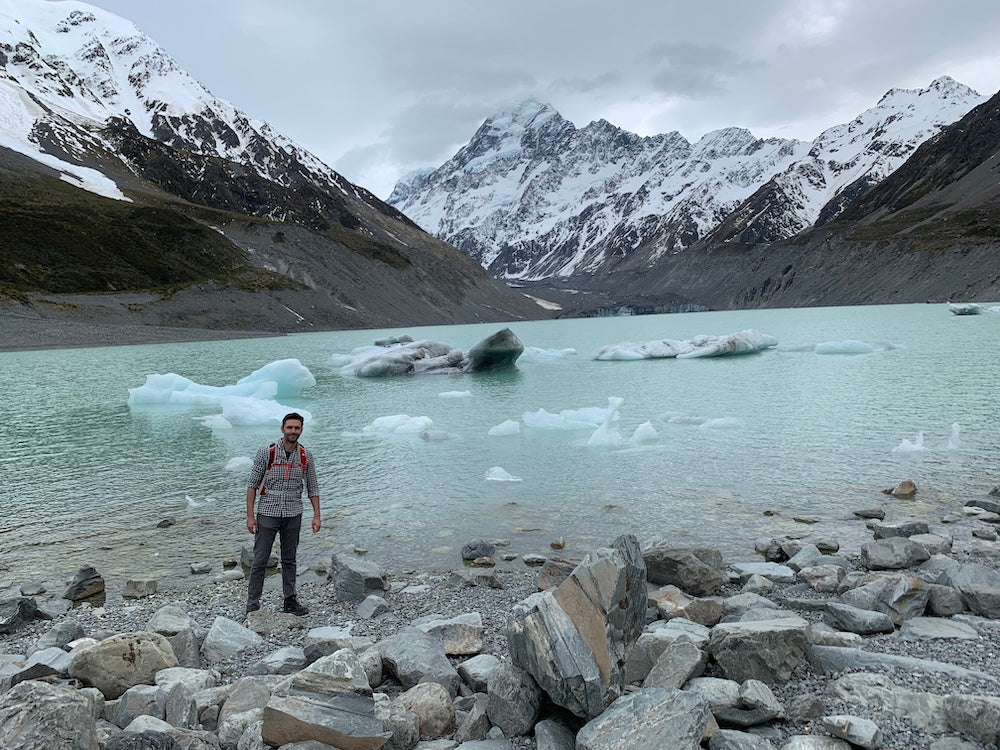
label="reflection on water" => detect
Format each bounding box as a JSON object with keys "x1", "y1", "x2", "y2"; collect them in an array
[{"x1": 1, "y1": 303, "x2": 998, "y2": 587}]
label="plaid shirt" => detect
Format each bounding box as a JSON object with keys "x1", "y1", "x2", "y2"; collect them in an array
[{"x1": 247, "y1": 442, "x2": 319, "y2": 517}]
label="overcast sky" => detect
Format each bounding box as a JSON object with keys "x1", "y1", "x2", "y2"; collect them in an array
[{"x1": 81, "y1": 0, "x2": 1000, "y2": 199}]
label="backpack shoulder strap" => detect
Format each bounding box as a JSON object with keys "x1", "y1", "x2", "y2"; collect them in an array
[
  {"x1": 266, "y1": 443, "x2": 277, "y2": 471},
  {"x1": 299, "y1": 445, "x2": 308, "y2": 471}
]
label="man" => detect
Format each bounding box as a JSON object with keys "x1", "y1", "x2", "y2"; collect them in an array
[{"x1": 245, "y1": 412, "x2": 321, "y2": 616}]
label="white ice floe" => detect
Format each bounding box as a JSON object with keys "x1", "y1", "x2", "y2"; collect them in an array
[
  {"x1": 698, "y1": 417, "x2": 746, "y2": 430},
  {"x1": 893, "y1": 423, "x2": 963, "y2": 454},
  {"x1": 439, "y1": 390, "x2": 472, "y2": 399},
  {"x1": 631, "y1": 421, "x2": 659, "y2": 443},
  {"x1": 586, "y1": 397, "x2": 625, "y2": 448},
  {"x1": 522, "y1": 406, "x2": 610, "y2": 430},
  {"x1": 332, "y1": 341, "x2": 463, "y2": 377},
  {"x1": 185, "y1": 495, "x2": 215, "y2": 509},
  {"x1": 198, "y1": 396, "x2": 312, "y2": 430},
  {"x1": 128, "y1": 359, "x2": 316, "y2": 405},
  {"x1": 362, "y1": 414, "x2": 434, "y2": 436},
  {"x1": 488, "y1": 420, "x2": 521, "y2": 437},
  {"x1": 485, "y1": 466, "x2": 523, "y2": 482},
  {"x1": 593, "y1": 329, "x2": 777, "y2": 360}
]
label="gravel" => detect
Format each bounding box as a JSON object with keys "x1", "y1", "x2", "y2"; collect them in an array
[{"x1": 2, "y1": 539, "x2": 999, "y2": 749}]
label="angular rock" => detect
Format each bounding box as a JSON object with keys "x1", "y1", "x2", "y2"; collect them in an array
[
  {"x1": 62, "y1": 565, "x2": 105, "y2": 601},
  {"x1": 641, "y1": 641, "x2": 707, "y2": 689},
  {"x1": 859, "y1": 537, "x2": 930, "y2": 570},
  {"x1": 648, "y1": 584, "x2": 723, "y2": 626},
  {"x1": 377, "y1": 627, "x2": 461, "y2": 695},
  {"x1": 707, "y1": 618, "x2": 811, "y2": 684},
  {"x1": 398, "y1": 682, "x2": 455, "y2": 739},
  {"x1": 708, "y1": 729, "x2": 777, "y2": 748},
  {"x1": 0, "y1": 597, "x2": 39, "y2": 635},
  {"x1": 262, "y1": 692, "x2": 389, "y2": 749},
  {"x1": 840, "y1": 574, "x2": 930, "y2": 625},
  {"x1": 328, "y1": 553, "x2": 388, "y2": 603},
  {"x1": 729, "y1": 562, "x2": 795, "y2": 585},
  {"x1": 0, "y1": 679, "x2": 99, "y2": 750},
  {"x1": 870, "y1": 519, "x2": 928, "y2": 539},
  {"x1": 455, "y1": 692, "x2": 490, "y2": 743},
  {"x1": 461, "y1": 540, "x2": 496, "y2": 561},
  {"x1": 372, "y1": 692, "x2": 419, "y2": 750},
  {"x1": 201, "y1": 616, "x2": 263, "y2": 662},
  {"x1": 411, "y1": 612, "x2": 484, "y2": 655},
  {"x1": 458, "y1": 653, "x2": 500, "y2": 693},
  {"x1": 112, "y1": 684, "x2": 165, "y2": 729},
  {"x1": 147, "y1": 605, "x2": 195, "y2": 636},
  {"x1": 821, "y1": 714, "x2": 882, "y2": 749},
  {"x1": 575, "y1": 687, "x2": 711, "y2": 750},
  {"x1": 33, "y1": 619, "x2": 85, "y2": 652},
  {"x1": 823, "y1": 603, "x2": 895, "y2": 635},
  {"x1": 485, "y1": 661, "x2": 542, "y2": 737},
  {"x1": 507, "y1": 534, "x2": 646, "y2": 718},
  {"x1": 356, "y1": 595, "x2": 391, "y2": 620},
  {"x1": 69, "y1": 631, "x2": 179, "y2": 699},
  {"x1": 123, "y1": 578, "x2": 158, "y2": 599},
  {"x1": 534, "y1": 716, "x2": 576, "y2": 750},
  {"x1": 643, "y1": 546, "x2": 727, "y2": 596},
  {"x1": 943, "y1": 694, "x2": 1000, "y2": 746},
  {"x1": 796, "y1": 565, "x2": 844, "y2": 593},
  {"x1": 104, "y1": 731, "x2": 180, "y2": 749}
]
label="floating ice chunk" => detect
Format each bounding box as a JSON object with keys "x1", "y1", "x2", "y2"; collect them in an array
[
  {"x1": 198, "y1": 397, "x2": 311, "y2": 429},
  {"x1": 489, "y1": 420, "x2": 521, "y2": 436},
  {"x1": 677, "y1": 330, "x2": 779, "y2": 358},
  {"x1": 698, "y1": 417, "x2": 745, "y2": 430},
  {"x1": 523, "y1": 406, "x2": 609, "y2": 430},
  {"x1": 128, "y1": 359, "x2": 314, "y2": 405},
  {"x1": 186, "y1": 495, "x2": 215, "y2": 509},
  {"x1": 486, "y1": 466, "x2": 523, "y2": 482},
  {"x1": 519, "y1": 347, "x2": 577, "y2": 363},
  {"x1": 631, "y1": 422, "x2": 659, "y2": 443},
  {"x1": 439, "y1": 390, "x2": 471, "y2": 399},
  {"x1": 594, "y1": 329, "x2": 776, "y2": 360},
  {"x1": 237, "y1": 359, "x2": 315, "y2": 398},
  {"x1": 664, "y1": 412, "x2": 708, "y2": 425},
  {"x1": 363, "y1": 414, "x2": 434, "y2": 436},
  {"x1": 946, "y1": 423, "x2": 961, "y2": 450},
  {"x1": 587, "y1": 397, "x2": 625, "y2": 448},
  {"x1": 332, "y1": 329, "x2": 523, "y2": 376},
  {"x1": 892, "y1": 432, "x2": 927, "y2": 453},
  {"x1": 225, "y1": 456, "x2": 253, "y2": 471}
]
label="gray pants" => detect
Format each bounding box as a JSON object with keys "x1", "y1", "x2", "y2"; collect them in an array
[{"x1": 247, "y1": 514, "x2": 302, "y2": 607}]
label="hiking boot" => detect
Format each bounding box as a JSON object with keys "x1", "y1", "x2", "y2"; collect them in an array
[
  {"x1": 245, "y1": 602, "x2": 260, "y2": 616},
  {"x1": 283, "y1": 597, "x2": 309, "y2": 616}
]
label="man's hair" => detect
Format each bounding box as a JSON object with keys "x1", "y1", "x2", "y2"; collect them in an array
[{"x1": 282, "y1": 412, "x2": 305, "y2": 427}]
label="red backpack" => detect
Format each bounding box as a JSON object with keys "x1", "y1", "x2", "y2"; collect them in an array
[{"x1": 259, "y1": 442, "x2": 308, "y2": 495}]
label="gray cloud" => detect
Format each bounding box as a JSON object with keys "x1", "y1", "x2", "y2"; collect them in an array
[{"x1": 80, "y1": 0, "x2": 1000, "y2": 197}]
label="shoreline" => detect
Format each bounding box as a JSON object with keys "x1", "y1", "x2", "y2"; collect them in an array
[{"x1": 2, "y1": 493, "x2": 1000, "y2": 749}]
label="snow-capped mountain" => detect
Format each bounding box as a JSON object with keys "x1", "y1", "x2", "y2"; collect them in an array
[
  {"x1": 0, "y1": 0, "x2": 546, "y2": 332},
  {"x1": 389, "y1": 78, "x2": 985, "y2": 282}
]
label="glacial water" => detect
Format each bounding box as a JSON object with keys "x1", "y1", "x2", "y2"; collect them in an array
[{"x1": 1, "y1": 303, "x2": 998, "y2": 589}]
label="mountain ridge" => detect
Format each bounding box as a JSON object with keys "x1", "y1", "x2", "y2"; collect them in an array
[
  {"x1": 0, "y1": 0, "x2": 549, "y2": 344},
  {"x1": 389, "y1": 76, "x2": 987, "y2": 295}
]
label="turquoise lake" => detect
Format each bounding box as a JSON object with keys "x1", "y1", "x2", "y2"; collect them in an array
[{"x1": 1, "y1": 303, "x2": 998, "y2": 587}]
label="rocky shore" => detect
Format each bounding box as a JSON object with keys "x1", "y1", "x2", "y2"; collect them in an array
[{"x1": 2, "y1": 486, "x2": 1000, "y2": 750}]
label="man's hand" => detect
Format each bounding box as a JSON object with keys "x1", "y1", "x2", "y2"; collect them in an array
[
  {"x1": 247, "y1": 516, "x2": 258, "y2": 534},
  {"x1": 312, "y1": 515, "x2": 321, "y2": 533}
]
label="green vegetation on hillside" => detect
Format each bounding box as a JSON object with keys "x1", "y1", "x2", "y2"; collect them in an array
[{"x1": 0, "y1": 170, "x2": 291, "y2": 297}]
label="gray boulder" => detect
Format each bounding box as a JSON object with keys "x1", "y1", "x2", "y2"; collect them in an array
[
  {"x1": 485, "y1": 662, "x2": 542, "y2": 737},
  {"x1": 377, "y1": 627, "x2": 461, "y2": 695},
  {"x1": 870, "y1": 519, "x2": 929, "y2": 539},
  {"x1": 823, "y1": 603, "x2": 895, "y2": 635},
  {"x1": 707, "y1": 618, "x2": 811, "y2": 684},
  {"x1": 839, "y1": 574, "x2": 929, "y2": 625},
  {"x1": 859, "y1": 537, "x2": 930, "y2": 570},
  {"x1": 0, "y1": 679, "x2": 99, "y2": 750},
  {"x1": 0, "y1": 597, "x2": 39, "y2": 635},
  {"x1": 643, "y1": 546, "x2": 727, "y2": 596},
  {"x1": 576, "y1": 687, "x2": 711, "y2": 750},
  {"x1": 69, "y1": 632, "x2": 178, "y2": 699},
  {"x1": 328, "y1": 553, "x2": 388, "y2": 603},
  {"x1": 62, "y1": 565, "x2": 105, "y2": 601},
  {"x1": 507, "y1": 534, "x2": 646, "y2": 719},
  {"x1": 943, "y1": 694, "x2": 1000, "y2": 746},
  {"x1": 201, "y1": 616, "x2": 263, "y2": 662}
]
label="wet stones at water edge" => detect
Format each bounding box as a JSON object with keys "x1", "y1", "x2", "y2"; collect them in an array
[{"x1": 62, "y1": 565, "x2": 105, "y2": 602}]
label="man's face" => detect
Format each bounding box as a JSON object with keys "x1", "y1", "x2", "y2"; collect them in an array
[{"x1": 282, "y1": 419, "x2": 303, "y2": 443}]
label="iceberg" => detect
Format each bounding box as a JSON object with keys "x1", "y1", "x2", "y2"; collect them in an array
[
  {"x1": 332, "y1": 328, "x2": 524, "y2": 377},
  {"x1": 485, "y1": 466, "x2": 523, "y2": 482},
  {"x1": 948, "y1": 302, "x2": 982, "y2": 315},
  {"x1": 362, "y1": 414, "x2": 434, "y2": 436},
  {"x1": 586, "y1": 397, "x2": 625, "y2": 448},
  {"x1": 488, "y1": 420, "x2": 521, "y2": 436},
  {"x1": 128, "y1": 359, "x2": 315, "y2": 405},
  {"x1": 522, "y1": 406, "x2": 610, "y2": 430},
  {"x1": 594, "y1": 329, "x2": 777, "y2": 360}
]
